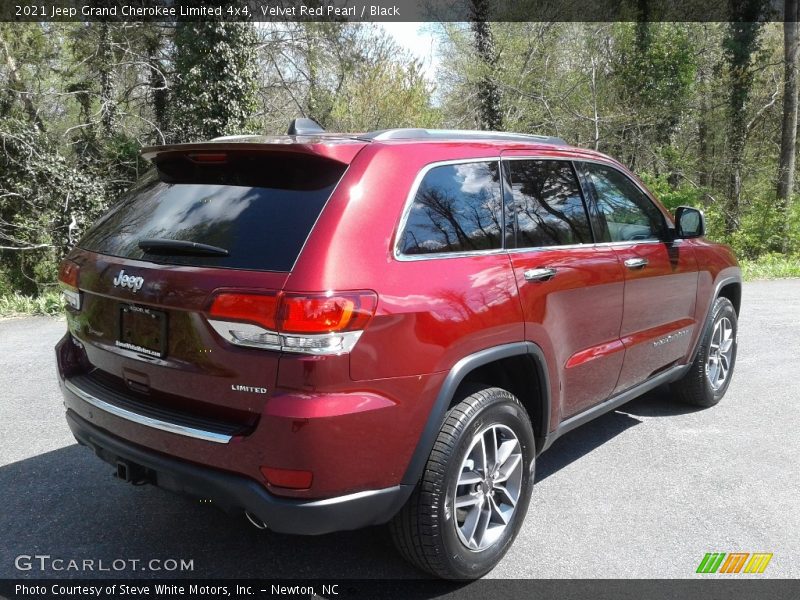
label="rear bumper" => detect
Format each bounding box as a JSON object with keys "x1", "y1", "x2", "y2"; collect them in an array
[{"x1": 66, "y1": 409, "x2": 412, "y2": 535}]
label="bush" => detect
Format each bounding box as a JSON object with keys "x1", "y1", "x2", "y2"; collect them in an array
[
  {"x1": 740, "y1": 252, "x2": 800, "y2": 280},
  {"x1": 0, "y1": 291, "x2": 63, "y2": 317},
  {"x1": 640, "y1": 172, "x2": 799, "y2": 260}
]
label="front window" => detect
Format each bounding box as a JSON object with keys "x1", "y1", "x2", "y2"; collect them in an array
[{"x1": 582, "y1": 163, "x2": 666, "y2": 242}]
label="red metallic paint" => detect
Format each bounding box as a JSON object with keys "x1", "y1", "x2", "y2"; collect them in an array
[{"x1": 57, "y1": 136, "x2": 740, "y2": 504}]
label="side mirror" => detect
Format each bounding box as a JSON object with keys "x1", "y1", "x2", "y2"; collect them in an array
[{"x1": 674, "y1": 206, "x2": 705, "y2": 239}]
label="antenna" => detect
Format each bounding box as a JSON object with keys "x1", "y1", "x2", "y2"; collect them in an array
[{"x1": 287, "y1": 118, "x2": 325, "y2": 136}]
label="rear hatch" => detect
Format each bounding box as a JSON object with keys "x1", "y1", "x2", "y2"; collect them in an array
[{"x1": 61, "y1": 140, "x2": 363, "y2": 432}]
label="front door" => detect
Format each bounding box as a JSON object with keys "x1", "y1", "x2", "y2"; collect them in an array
[{"x1": 578, "y1": 161, "x2": 698, "y2": 393}]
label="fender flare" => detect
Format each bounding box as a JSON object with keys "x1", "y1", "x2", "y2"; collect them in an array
[
  {"x1": 400, "y1": 341, "x2": 550, "y2": 486},
  {"x1": 687, "y1": 273, "x2": 742, "y2": 365}
]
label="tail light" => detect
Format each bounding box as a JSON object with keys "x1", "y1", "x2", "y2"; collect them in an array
[
  {"x1": 58, "y1": 260, "x2": 81, "y2": 310},
  {"x1": 207, "y1": 290, "x2": 377, "y2": 355}
]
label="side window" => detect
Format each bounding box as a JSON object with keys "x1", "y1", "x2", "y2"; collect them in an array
[
  {"x1": 504, "y1": 160, "x2": 593, "y2": 248},
  {"x1": 583, "y1": 163, "x2": 666, "y2": 242},
  {"x1": 398, "y1": 161, "x2": 503, "y2": 255}
]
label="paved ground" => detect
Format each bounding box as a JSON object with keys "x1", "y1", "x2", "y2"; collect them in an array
[{"x1": 0, "y1": 279, "x2": 798, "y2": 581}]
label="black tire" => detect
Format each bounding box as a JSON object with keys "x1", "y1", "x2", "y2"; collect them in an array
[
  {"x1": 390, "y1": 386, "x2": 535, "y2": 579},
  {"x1": 672, "y1": 296, "x2": 738, "y2": 407}
]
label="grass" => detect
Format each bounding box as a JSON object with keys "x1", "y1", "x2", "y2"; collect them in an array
[
  {"x1": 0, "y1": 254, "x2": 797, "y2": 317},
  {"x1": 740, "y1": 253, "x2": 800, "y2": 281},
  {"x1": 0, "y1": 290, "x2": 63, "y2": 317}
]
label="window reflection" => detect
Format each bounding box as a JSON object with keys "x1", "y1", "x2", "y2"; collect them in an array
[
  {"x1": 400, "y1": 162, "x2": 503, "y2": 255},
  {"x1": 505, "y1": 160, "x2": 592, "y2": 248},
  {"x1": 583, "y1": 163, "x2": 665, "y2": 242}
]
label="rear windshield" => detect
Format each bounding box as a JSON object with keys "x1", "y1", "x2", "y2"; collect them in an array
[{"x1": 78, "y1": 154, "x2": 345, "y2": 272}]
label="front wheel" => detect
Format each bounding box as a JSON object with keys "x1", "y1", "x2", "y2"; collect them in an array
[
  {"x1": 672, "y1": 296, "x2": 738, "y2": 407},
  {"x1": 390, "y1": 386, "x2": 535, "y2": 579}
]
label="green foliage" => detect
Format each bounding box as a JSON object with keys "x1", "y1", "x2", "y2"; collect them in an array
[
  {"x1": 0, "y1": 291, "x2": 63, "y2": 317},
  {"x1": 613, "y1": 23, "x2": 697, "y2": 127},
  {"x1": 172, "y1": 22, "x2": 259, "y2": 141},
  {"x1": 0, "y1": 119, "x2": 109, "y2": 294},
  {"x1": 1, "y1": 21, "x2": 439, "y2": 303},
  {"x1": 2, "y1": 17, "x2": 800, "y2": 314},
  {"x1": 740, "y1": 253, "x2": 800, "y2": 280}
]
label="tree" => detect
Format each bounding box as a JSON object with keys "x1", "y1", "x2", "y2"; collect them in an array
[
  {"x1": 777, "y1": 0, "x2": 799, "y2": 251},
  {"x1": 172, "y1": 21, "x2": 258, "y2": 141},
  {"x1": 470, "y1": 0, "x2": 503, "y2": 130},
  {"x1": 255, "y1": 23, "x2": 436, "y2": 132},
  {"x1": 723, "y1": 3, "x2": 766, "y2": 235}
]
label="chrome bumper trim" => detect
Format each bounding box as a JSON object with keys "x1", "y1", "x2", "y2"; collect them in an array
[{"x1": 63, "y1": 379, "x2": 232, "y2": 444}]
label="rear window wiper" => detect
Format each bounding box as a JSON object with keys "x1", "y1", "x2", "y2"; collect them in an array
[{"x1": 138, "y1": 238, "x2": 229, "y2": 257}]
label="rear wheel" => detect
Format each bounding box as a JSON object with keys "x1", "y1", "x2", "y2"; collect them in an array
[
  {"x1": 672, "y1": 296, "x2": 738, "y2": 407},
  {"x1": 390, "y1": 386, "x2": 535, "y2": 579}
]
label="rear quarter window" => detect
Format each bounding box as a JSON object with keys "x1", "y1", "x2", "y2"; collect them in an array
[{"x1": 397, "y1": 161, "x2": 503, "y2": 256}]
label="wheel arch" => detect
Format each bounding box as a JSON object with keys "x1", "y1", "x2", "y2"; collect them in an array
[
  {"x1": 718, "y1": 280, "x2": 742, "y2": 315},
  {"x1": 400, "y1": 342, "x2": 551, "y2": 486},
  {"x1": 687, "y1": 273, "x2": 742, "y2": 365}
]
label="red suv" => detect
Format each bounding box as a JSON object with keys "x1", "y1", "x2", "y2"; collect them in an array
[{"x1": 56, "y1": 124, "x2": 741, "y2": 579}]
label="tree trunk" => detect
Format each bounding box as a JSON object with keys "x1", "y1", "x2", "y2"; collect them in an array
[
  {"x1": 698, "y1": 64, "x2": 711, "y2": 190},
  {"x1": 470, "y1": 0, "x2": 503, "y2": 131},
  {"x1": 145, "y1": 31, "x2": 168, "y2": 143},
  {"x1": 724, "y1": 14, "x2": 764, "y2": 236},
  {"x1": 98, "y1": 21, "x2": 117, "y2": 137},
  {"x1": 777, "y1": 0, "x2": 799, "y2": 251}
]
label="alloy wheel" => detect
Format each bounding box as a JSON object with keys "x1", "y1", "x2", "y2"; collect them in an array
[
  {"x1": 706, "y1": 316, "x2": 734, "y2": 391},
  {"x1": 453, "y1": 424, "x2": 523, "y2": 551}
]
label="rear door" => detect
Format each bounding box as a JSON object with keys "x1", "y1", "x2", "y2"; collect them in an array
[
  {"x1": 502, "y1": 157, "x2": 626, "y2": 420},
  {"x1": 577, "y1": 161, "x2": 698, "y2": 393},
  {"x1": 64, "y1": 149, "x2": 348, "y2": 428}
]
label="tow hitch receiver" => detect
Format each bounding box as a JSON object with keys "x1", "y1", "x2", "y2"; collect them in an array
[{"x1": 115, "y1": 460, "x2": 151, "y2": 485}]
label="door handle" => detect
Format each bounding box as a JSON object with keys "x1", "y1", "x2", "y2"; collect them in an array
[
  {"x1": 523, "y1": 267, "x2": 557, "y2": 282},
  {"x1": 624, "y1": 257, "x2": 649, "y2": 269}
]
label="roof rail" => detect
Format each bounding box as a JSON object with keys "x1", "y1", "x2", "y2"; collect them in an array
[{"x1": 362, "y1": 128, "x2": 567, "y2": 145}]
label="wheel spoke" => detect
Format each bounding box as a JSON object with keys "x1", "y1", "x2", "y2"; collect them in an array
[
  {"x1": 458, "y1": 470, "x2": 482, "y2": 486},
  {"x1": 455, "y1": 492, "x2": 482, "y2": 509},
  {"x1": 707, "y1": 360, "x2": 718, "y2": 386},
  {"x1": 484, "y1": 428, "x2": 498, "y2": 472},
  {"x1": 473, "y1": 502, "x2": 491, "y2": 548},
  {"x1": 488, "y1": 495, "x2": 510, "y2": 524},
  {"x1": 494, "y1": 483, "x2": 518, "y2": 508},
  {"x1": 461, "y1": 500, "x2": 482, "y2": 548},
  {"x1": 477, "y1": 435, "x2": 488, "y2": 474},
  {"x1": 496, "y1": 439, "x2": 517, "y2": 468},
  {"x1": 495, "y1": 453, "x2": 522, "y2": 483}
]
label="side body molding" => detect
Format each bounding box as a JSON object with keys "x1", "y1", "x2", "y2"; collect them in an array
[{"x1": 401, "y1": 342, "x2": 550, "y2": 486}]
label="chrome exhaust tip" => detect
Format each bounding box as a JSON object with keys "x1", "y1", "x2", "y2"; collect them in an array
[{"x1": 245, "y1": 511, "x2": 268, "y2": 530}]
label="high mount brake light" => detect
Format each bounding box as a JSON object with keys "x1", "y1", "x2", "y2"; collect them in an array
[
  {"x1": 207, "y1": 291, "x2": 378, "y2": 355},
  {"x1": 186, "y1": 153, "x2": 228, "y2": 164},
  {"x1": 58, "y1": 260, "x2": 81, "y2": 310}
]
